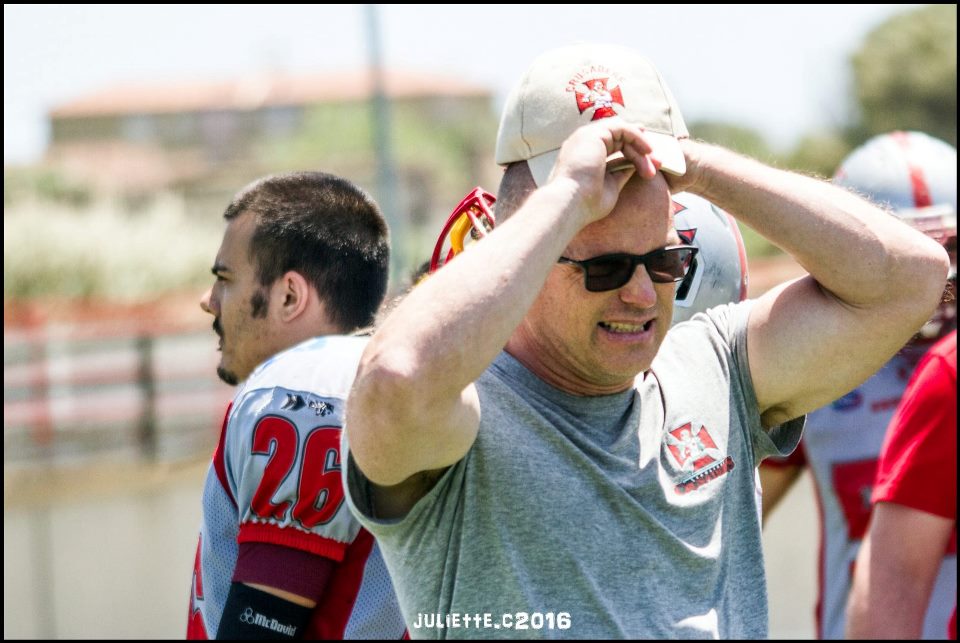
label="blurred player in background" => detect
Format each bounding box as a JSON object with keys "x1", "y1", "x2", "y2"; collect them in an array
[
  {"x1": 847, "y1": 328, "x2": 957, "y2": 639},
  {"x1": 760, "y1": 131, "x2": 957, "y2": 639},
  {"x1": 186, "y1": 172, "x2": 406, "y2": 639}
]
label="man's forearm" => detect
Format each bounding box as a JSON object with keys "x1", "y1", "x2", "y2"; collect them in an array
[
  {"x1": 847, "y1": 503, "x2": 954, "y2": 639},
  {"x1": 847, "y1": 584, "x2": 928, "y2": 639},
  {"x1": 688, "y1": 142, "x2": 947, "y2": 309},
  {"x1": 345, "y1": 182, "x2": 588, "y2": 485}
]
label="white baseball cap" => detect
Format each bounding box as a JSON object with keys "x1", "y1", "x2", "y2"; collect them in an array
[{"x1": 495, "y1": 43, "x2": 688, "y2": 186}]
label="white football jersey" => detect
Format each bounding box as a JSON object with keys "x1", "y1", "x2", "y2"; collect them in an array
[{"x1": 187, "y1": 336, "x2": 405, "y2": 639}]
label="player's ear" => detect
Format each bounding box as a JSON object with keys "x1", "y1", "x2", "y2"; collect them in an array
[{"x1": 277, "y1": 270, "x2": 311, "y2": 322}]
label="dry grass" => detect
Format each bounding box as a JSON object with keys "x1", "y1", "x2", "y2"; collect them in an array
[{"x1": 3, "y1": 454, "x2": 209, "y2": 508}]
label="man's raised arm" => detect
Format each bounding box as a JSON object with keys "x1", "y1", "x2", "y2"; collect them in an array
[{"x1": 673, "y1": 141, "x2": 950, "y2": 427}]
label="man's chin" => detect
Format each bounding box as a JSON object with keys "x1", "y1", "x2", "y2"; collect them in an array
[{"x1": 217, "y1": 365, "x2": 239, "y2": 386}]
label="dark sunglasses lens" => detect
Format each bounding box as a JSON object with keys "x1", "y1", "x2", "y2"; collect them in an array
[
  {"x1": 584, "y1": 257, "x2": 634, "y2": 291},
  {"x1": 646, "y1": 248, "x2": 695, "y2": 283}
]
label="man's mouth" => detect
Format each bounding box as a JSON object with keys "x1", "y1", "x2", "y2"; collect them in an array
[
  {"x1": 213, "y1": 319, "x2": 224, "y2": 350},
  {"x1": 598, "y1": 319, "x2": 654, "y2": 334}
]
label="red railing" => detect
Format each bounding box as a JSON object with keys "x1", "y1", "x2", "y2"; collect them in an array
[{"x1": 4, "y1": 320, "x2": 233, "y2": 463}]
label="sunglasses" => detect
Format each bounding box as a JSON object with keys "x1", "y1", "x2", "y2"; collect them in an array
[{"x1": 557, "y1": 245, "x2": 698, "y2": 292}]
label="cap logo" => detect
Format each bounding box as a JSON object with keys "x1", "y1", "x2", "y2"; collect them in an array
[{"x1": 568, "y1": 66, "x2": 624, "y2": 121}]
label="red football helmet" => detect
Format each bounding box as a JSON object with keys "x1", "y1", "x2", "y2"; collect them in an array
[{"x1": 429, "y1": 187, "x2": 497, "y2": 273}]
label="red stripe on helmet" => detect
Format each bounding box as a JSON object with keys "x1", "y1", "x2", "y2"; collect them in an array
[{"x1": 891, "y1": 131, "x2": 933, "y2": 208}]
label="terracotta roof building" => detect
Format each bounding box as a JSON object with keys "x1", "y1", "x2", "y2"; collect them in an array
[{"x1": 46, "y1": 69, "x2": 498, "y2": 229}]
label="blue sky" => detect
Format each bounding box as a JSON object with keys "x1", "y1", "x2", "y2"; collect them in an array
[{"x1": 4, "y1": 4, "x2": 917, "y2": 164}]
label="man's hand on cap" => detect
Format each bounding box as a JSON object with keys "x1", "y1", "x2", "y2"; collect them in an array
[
  {"x1": 660, "y1": 138, "x2": 705, "y2": 195},
  {"x1": 548, "y1": 120, "x2": 659, "y2": 224}
]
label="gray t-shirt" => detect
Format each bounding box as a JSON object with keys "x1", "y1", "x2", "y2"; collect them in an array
[{"x1": 343, "y1": 301, "x2": 803, "y2": 639}]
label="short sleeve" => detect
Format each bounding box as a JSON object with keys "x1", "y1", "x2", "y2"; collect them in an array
[
  {"x1": 762, "y1": 439, "x2": 808, "y2": 468},
  {"x1": 700, "y1": 301, "x2": 805, "y2": 464}
]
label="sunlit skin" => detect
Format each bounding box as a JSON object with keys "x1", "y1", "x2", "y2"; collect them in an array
[
  {"x1": 199, "y1": 212, "x2": 280, "y2": 385},
  {"x1": 506, "y1": 172, "x2": 679, "y2": 396}
]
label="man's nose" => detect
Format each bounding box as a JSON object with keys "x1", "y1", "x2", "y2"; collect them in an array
[
  {"x1": 199, "y1": 286, "x2": 214, "y2": 315},
  {"x1": 618, "y1": 264, "x2": 658, "y2": 308}
]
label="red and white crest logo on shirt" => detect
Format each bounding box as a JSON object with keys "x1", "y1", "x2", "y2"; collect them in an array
[
  {"x1": 568, "y1": 68, "x2": 625, "y2": 121},
  {"x1": 666, "y1": 422, "x2": 721, "y2": 472},
  {"x1": 664, "y1": 422, "x2": 736, "y2": 495}
]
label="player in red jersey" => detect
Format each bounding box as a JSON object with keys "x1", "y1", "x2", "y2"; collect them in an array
[{"x1": 847, "y1": 329, "x2": 957, "y2": 639}]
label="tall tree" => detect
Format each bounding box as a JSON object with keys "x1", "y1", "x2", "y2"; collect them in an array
[{"x1": 852, "y1": 4, "x2": 957, "y2": 145}]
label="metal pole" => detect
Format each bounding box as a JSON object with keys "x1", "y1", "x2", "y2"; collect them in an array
[
  {"x1": 364, "y1": 4, "x2": 402, "y2": 284},
  {"x1": 29, "y1": 505, "x2": 56, "y2": 638},
  {"x1": 30, "y1": 326, "x2": 56, "y2": 637},
  {"x1": 137, "y1": 335, "x2": 157, "y2": 460}
]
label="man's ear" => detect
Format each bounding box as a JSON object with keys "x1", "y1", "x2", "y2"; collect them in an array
[{"x1": 276, "y1": 270, "x2": 312, "y2": 322}]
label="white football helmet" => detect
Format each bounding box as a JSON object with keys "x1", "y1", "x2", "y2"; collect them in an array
[
  {"x1": 834, "y1": 131, "x2": 956, "y2": 217},
  {"x1": 671, "y1": 192, "x2": 749, "y2": 324},
  {"x1": 834, "y1": 131, "x2": 957, "y2": 341}
]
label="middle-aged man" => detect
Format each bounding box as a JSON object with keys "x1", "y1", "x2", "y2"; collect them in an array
[{"x1": 341, "y1": 44, "x2": 949, "y2": 638}]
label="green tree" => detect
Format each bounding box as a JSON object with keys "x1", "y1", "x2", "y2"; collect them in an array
[
  {"x1": 257, "y1": 97, "x2": 497, "y2": 281},
  {"x1": 852, "y1": 4, "x2": 957, "y2": 145},
  {"x1": 785, "y1": 132, "x2": 852, "y2": 179},
  {"x1": 688, "y1": 120, "x2": 775, "y2": 163}
]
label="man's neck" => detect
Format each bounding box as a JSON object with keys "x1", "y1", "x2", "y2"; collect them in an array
[{"x1": 504, "y1": 328, "x2": 635, "y2": 397}]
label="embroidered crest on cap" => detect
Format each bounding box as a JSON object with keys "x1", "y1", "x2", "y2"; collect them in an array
[{"x1": 568, "y1": 66, "x2": 624, "y2": 120}]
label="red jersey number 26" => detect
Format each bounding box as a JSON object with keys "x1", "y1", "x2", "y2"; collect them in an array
[{"x1": 249, "y1": 416, "x2": 344, "y2": 529}]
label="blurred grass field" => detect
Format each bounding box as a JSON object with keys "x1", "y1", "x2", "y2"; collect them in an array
[{"x1": 3, "y1": 457, "x2": 818, "y2": 638}]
